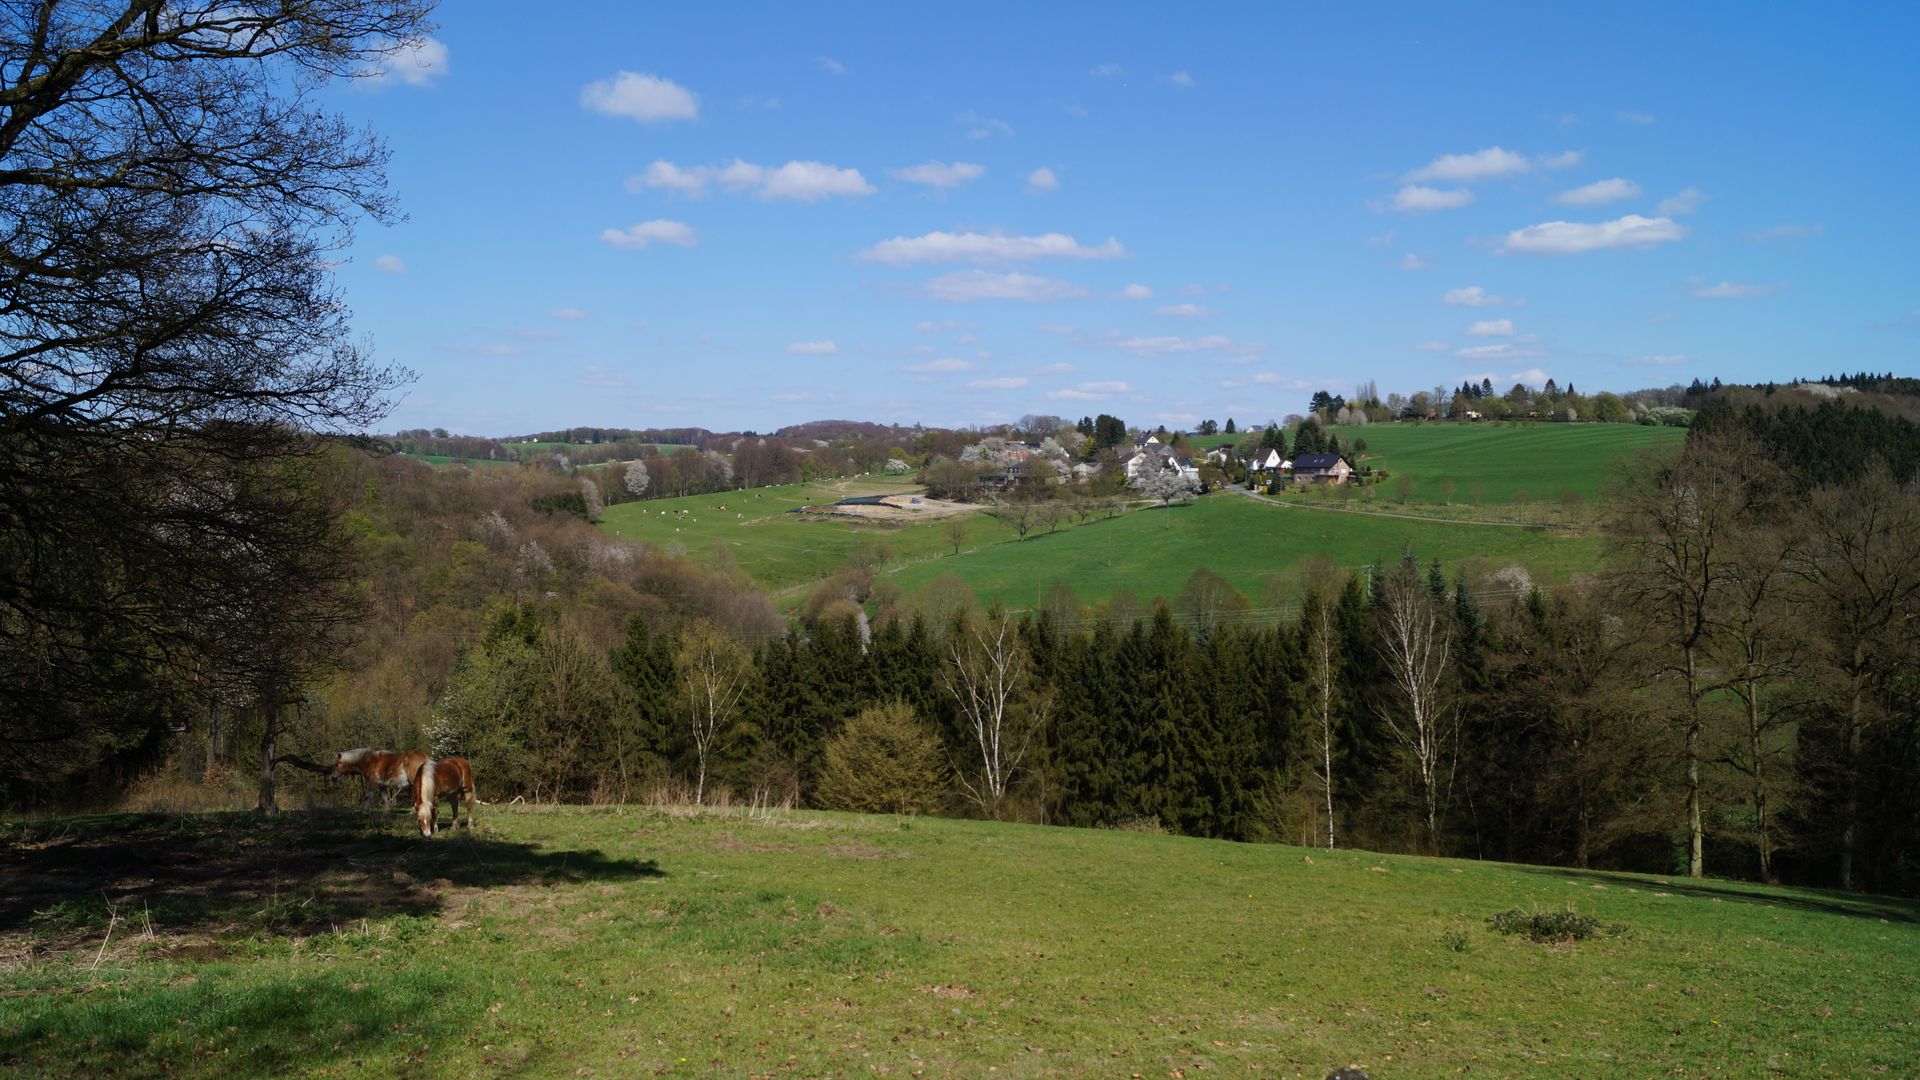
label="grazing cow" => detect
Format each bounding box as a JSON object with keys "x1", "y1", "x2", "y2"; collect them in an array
[
  {"x1": 411, "y1": 757, "x2": 477, "y2": 837},
  {"x1": 328, "y1": 749, "x2": 428, "y2": 811}
]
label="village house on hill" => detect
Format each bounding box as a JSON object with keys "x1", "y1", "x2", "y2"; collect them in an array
[{"x1": 1290, "y1": 452, "x2": 1353, "y2": 484}]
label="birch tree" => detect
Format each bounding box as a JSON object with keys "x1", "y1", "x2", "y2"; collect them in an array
[
  {"x1": 940, "y1": 609, "x2": 1045, "y2": 818},
  {"x1": 1303, "y1": 588, "x2": 1342, "y2": 849},
  {"x1": 1375, "y1": 558, "x2": 1456, "y2": 852},
  {"x1": 674, "y1": 620, "x2": 753, "y2": 804}
]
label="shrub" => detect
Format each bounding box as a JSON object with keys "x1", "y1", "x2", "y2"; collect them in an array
[
  {"x1": 1487, "y1": 905, "x2": 1626, "y2": 943},
  {"x1": 815, "y1": 702, "x2": 949, "y2": 815}
]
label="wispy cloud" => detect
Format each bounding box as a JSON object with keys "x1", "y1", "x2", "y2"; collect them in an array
[
  {"x1": 967, "y1": 376, "x2": 1029, "y2": 390},
  {"x1": 1414, "y1": 341, "x2": 1451, "y2": 352},
  {"x1": 1404, "y1": 146, "x2": 1530, "y2": 183},
  {"x1": 576, "y1": 366, "x2": 628, "y2": 388},
  {"x1": 786, "y1": 340, "x2": 840, "y2": 355},
  {"x1": 551, "y1": 307, "x2": 589, "y2": 320},
  {"x1": 1402, "y1": 253, "x2": 1428, "y2": 271},
  {"x1": 1501, "y1": 214, "x2": 1686, "y2": 255},
  {"x1": 373, "y1": 254, "x2": 406, "y2": 273},
  {"x1": 1118, "y1": 283, "x2": 1154, "y2": 300},
  {"x1": 1618, "y1": 111, "x2": 1657, "y2": 125},
  {"x1": 958, "y1": 110, "x2": 1013, "y2": 139},
  {"x1": 889, "y1": 161, "x2": 986, "y2": 190},
  {"x1": 580, "y1": 71, "x2": 698, "y2": 123},
  {"x1": 1027, "y1": 167, "x2": 1059, "y2": 192},
  {"x1": 362, "y1": 38, "x2": 449, "y2": 88},
  {"x1": 818, "y1": 56, "x2": 846, "y2": 75},
  {"x1": 902, "y1": 357, "x2": 976, "y2": 373},
  {"x1": 855, "y1": 231, "x2": 1125, "y2": 265},
  {"x1": 1166, "y1": 70, "x2": 1195, "y2": 88},
  {"x1": 629, "y1": 159, "x2": 875, "y2": 202},
  {"x1": 1554, "y1": 177, "x2": 1641, "y2": 206},
  {"x1": 600, "y1": 220, "x2": 698, "y2": 249},
  {"x1": 1466, "y1": 319, "x2": 1514, "y2": 337},
  {"x1": 1387, "y1": 185, "x2": 1474, "y2": 213},
  {"x1": 1090, "y1": 62, "x2": 1123, "y2": 77},
  {"x1": 1154, "y1": 303, "x2": 1216, "y2": 318},
  {"x1": 1694, "y1": 281, "x2": 1783, "y2": 299},
  {"x1": 925, "y1": 270, "x2": 1088, "y2": 302},
  {"x1": 1656, "y1": 187, "x2": 1706, "y2": 216},
  {"x1": 1631, "y1": 354, "x2": 1689, "y2": 366},
  {"x1": 1443, "y1": 286, "x2": 1504, "y2": 307},
  {"x1": 1748, "y1": 223, "x2": 1823, "y2": 242}
]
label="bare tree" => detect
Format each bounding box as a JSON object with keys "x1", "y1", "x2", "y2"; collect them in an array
[
  {"x1": 943, "y1": 514, "x2": 968, "y2": 555},
  {"x1": 939, "y1": 609, "x2": 1045, "y2": 818},
  {"x1": 579, "y1": 477, "x2": 604, "y2": 523},
  {"x1": 1609, "y1": 432, "x2": 1775, "y2": 878},
  {"x1": 995, "y1": 500, "x2": 1037, "y2": 540},
  {"x1": 1375, "y1": 558, "x2": 1456, "y2": 851},
  {"x1": 1302, "y1": 586, "x2": 1342, "y2": 849},
  {"x1": 1793, "y1": 472, "x2": 1920, "y2": 889},
  {"x1": 1711, "y1": 517, "x2": 1803, "y2": 882},
  {"x1": 674, "y1": 620, "x2": 753, "y2": 804},
  {"x1": 0, "y1": 1, "x2": 430, "y2": 777}
]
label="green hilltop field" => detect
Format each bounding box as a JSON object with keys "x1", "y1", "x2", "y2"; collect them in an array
[
  {"x1": 600, "y1": 423, "x2": 1669, "y2": 609},
  {"x1": 3, "y1": 807, "x2": 1912, "y2": 1077}
]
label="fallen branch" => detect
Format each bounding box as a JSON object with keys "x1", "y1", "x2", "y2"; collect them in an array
[{"x1": 271, "y1": 755, "x2": 331, "y2": 774}]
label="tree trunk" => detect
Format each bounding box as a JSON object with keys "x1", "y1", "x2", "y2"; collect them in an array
[
  {"x1": 1748, "y1": 679, "x2": 1772, "y2": 882},
  {"x1": 1685, "y1": 646, "x2": 1704, "y2": 878},
  {"x1": 256, "y1": 695, "x2": 280, "y2": 815},
  {"x1": 1840, "y1": 678, "x2": 1862, "y2": 891},
  {"x1": 204, "y1": 697, "x2": 220, "y2": 780}
]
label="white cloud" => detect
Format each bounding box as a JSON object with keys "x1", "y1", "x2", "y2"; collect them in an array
[
  {"x1": 580, "y1": 71, "x2": 699, "y2": 123},
  {"x1": 1555, "y1": 177, "x2": 1641, "y2": 206},
  {"x1": 1045, "y1": 380, "x2": 1133, "y2": 401},
  {"x1": 1632, "y1": 354, "x2": 1689, "y2": 366},
  {"x1": 1404, "y1": 146, "x2": 1531, "y2": 183},
  {"x1": 967, "y1": 376, "x2": 1029, "y2": 390},
  {"x1": 786, "y1": 340, "x2": 839, "y2": 354},
  {"x1": 902, "y1": 357, "x2": 976, "y2": 373},
  {"x1": 1466, "y1": 319, "x2": 1514, "y2": 337},
  {"x1": 1510, "y1": 367, "x2": 1552, "y2": 385},
  {"x1": 1090, "y1": 62, "x2": 1123, "y2": 77},
  {"x1": 1181, "y1": 282, "x2": 1232, "y2": 294},
  {"x1": 771, "y1": 391, "x2": 814, "y2": 402},
  {"x1": 1154, "y1": 303, "x2": 1215, "y2": 318},
  {"x1": 1457, "y1": 344, "x2": 1535, "y2": 360},
  {"x1": 925, "y1": 270, "x2": 1088, "y2": 302},
  {"x1": 958, "y1": 111, "x2": 1013, "y2": 139},
  {"x1": 1035, "y1": 321, "x2": 1079, "y2": 335},
  {"x1": 1252, "y1": 372, "x2": 1281, "y2": 384},
  {"x1": 373, "y1": 254, "x2": 406, "y2": 274},
  {"x1": 1046, "y1": 388, "x2": 1107, "y2": 401},
  {"x1": 855, "y1": 231, "x2": 1125, "y2": 265},
  {"x1": 630, "y1": 159, "x2": 874, "y2": 202},
  {"x1": 818, "y1": 56, "x2": 846, "y2": 75},
  {"x1": 1694, "y1": 281, "x2": 1783, "y2": 299},
  {"x1": 1539, "y1": 150, "x2": 1585, "y2": 170},
  {"x1": 1656, "y1": 187, "x2": 1706, "y2": 216},
  {"x1": 1167, "y1": 70, "x2": 1195, "y2": 88},
  {"x1": 1501, "y1": 215, "x2": 1686, "y2": 255},
  {"x1": 1402, "y1": 253, "x2": 1428, "y2": 271},
  {"x1": 1032, "y1": 362, "x2": 1075, "y2": 374},
  {"x1": 1389, "y1": 185, "x2": 1474, "y2": 213},
  {"x1": 363, "y1": 38, "x2": 449, "y2": 87},
  {"x1": 575, "y1": 366, "x2": 627, "y2": 388},
  {"x1": 600, "y1": 220, "x2": 698, "y2": 249},
  {"x1": 1027, "y1": 167, "x2": 1059, "y2": 192},
  {"x1": 889, "y1": 161, "x2": 986, "y2": 189},
  {"x1": 1618, "y1": 111, "x2": 1657, "y2": 125},
  {"x1": 914, "y1": 320, "x2": 971, "y2": 333},
  {"x1": 1119, "y1": 283, "x2": 1154, "y2": 300},
  {"x1": 1443, "y1": 285, "x2": 1503, "y2": 307},
  {"x1": 551, "y1": 307, "x2": 589, "y2": 320},
  {"x1": 1366, "y1": 229, "x2": 1397, "y2": 247},
  {"x1": 1105, "y1": 334, "x2": 1233, "y2": 357},
  {"x1": 1414, "y1": 341, "x2": 1451, "y2": 352}
]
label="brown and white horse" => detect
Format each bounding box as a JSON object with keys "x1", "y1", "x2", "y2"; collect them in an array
[
  {"x1": 327, "y1": 748, "x2": 428, "y2": 811},
  {"x1": 411, "y1": 757, "x2": 477, "y2": 837}
]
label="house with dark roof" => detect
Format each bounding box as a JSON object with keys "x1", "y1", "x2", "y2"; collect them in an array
[{"x1": 1291, "y1": 453, "x2": 1354, "y2": 484}]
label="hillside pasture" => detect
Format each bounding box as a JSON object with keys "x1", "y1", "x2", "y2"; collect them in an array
[
  {"x1": 888, "y1": 492, "x2": 1598, "y2": 612},
  {"x1": 2, "y1": 808, "x2": 1912, "y2": 1077}
]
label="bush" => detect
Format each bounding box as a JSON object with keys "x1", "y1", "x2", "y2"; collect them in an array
[
  {"x1": 1487, "y1": 905, "x2": 1627, "y2": 943},
  {"x1": 815, "y1": 702, "x2": 949, "y2": 814}
]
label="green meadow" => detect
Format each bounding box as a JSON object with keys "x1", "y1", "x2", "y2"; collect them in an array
[
  {"x1": 3, "y1": 807, "x2": 1912, "y2": 1077},
  {"x1": 1194, "y1": 422, "x2": 1683, "y2": 505}
]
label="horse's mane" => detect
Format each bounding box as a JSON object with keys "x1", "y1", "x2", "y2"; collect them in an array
[{"x1": 336, "y1": 747, "x2": 372, "y2": 763}]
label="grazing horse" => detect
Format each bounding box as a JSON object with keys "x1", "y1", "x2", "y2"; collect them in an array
[
  {"x1": 411, "y1": 757, "x2": 477, "y2": 837},
  {"x1": 327, "y1": 748, "x2": 427, "y2": 811}
]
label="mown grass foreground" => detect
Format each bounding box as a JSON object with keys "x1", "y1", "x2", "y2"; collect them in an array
[{"x1": 4, "y1": 808, "x2": 1912, "y2": 1078}]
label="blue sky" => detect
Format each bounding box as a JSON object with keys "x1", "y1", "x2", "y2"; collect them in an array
[{"x1": 332, "y1": 2, "x2": 1919, "y2": 435}]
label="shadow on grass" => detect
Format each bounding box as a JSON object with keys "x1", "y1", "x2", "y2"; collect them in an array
[
  {"x1": 1509, "y1": 864, "x2": 1920, "y2": 925},
  {"x1": 0, "y1": 810, "x2": 664, "y2": 947}
]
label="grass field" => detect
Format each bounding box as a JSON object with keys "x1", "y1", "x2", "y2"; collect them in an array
[
  {"x1": 1192, "y1": 422, "x2": 1684, "y2": 506},
  {"x1": 3, "y1": 807, "x2": 1913, "y2": 1077},
  {"x1": 602, "y1": 479, "x2": 1598, "y2": 610},
  {"x1": 506, "y1": 441, "x2": 695, "y2": 459},
  {"x1": 887, "y1": 493, "x2": 1595, "y2": 611}
]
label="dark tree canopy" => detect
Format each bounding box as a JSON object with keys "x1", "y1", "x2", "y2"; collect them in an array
[{"x1": 0, "y1": 1, "x2": 431, "y2": 778}]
